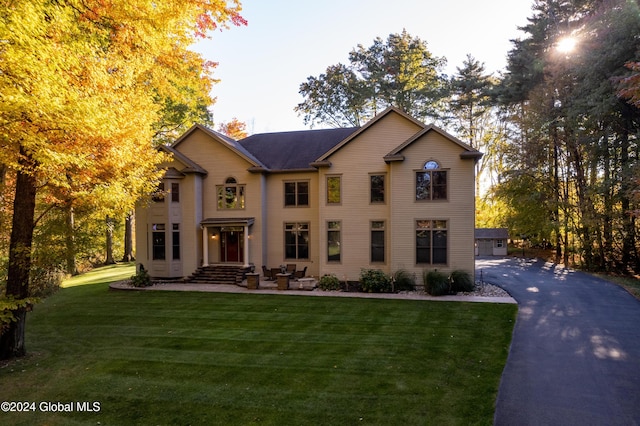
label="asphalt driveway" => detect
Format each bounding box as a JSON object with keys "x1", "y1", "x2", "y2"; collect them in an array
[{"x1": 476, "y1": 257, "x2": 640, "y2": 426}]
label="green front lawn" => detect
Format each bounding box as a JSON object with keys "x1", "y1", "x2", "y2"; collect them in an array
[{"x1": 0, "y1": 265, "x2": 516, "y2": 425}]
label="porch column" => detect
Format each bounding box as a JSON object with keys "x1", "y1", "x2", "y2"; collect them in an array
[
  {"x1": 243, "y1": 224, "x2": 250, "y2": 268},
  {"x1": 202, "y1": 226, "x2": 209, "y2": 267}
]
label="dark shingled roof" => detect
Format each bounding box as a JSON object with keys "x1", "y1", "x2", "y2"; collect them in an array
[
  {"x1": 238, "y1": 127, "x2": 359, "y2": 170},
  {"x1": 475, "y1": 228, "x2": 509, "y2": 239}
]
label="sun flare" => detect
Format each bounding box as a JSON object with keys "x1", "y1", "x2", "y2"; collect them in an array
[{"x1": 556, "y1": 36, "x2": 577, "y2": 54}]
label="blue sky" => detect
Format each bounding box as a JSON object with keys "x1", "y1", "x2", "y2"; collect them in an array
[{"x1": 192, "y1": 0, "x2": 534, "y2": 134}]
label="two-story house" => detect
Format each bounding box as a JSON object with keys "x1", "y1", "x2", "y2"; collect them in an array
[{"x1": 135, "y1": 107, "x2": 482, "y2": 283}]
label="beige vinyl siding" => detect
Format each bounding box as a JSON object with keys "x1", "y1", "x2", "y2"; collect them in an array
[
  {"x1": 137, "y1": 157, "x2": 191, "y2": 278},
  {"x1": 137, "y1": 110, "x2": 478, "y2": 282},
  {"x1": 264, "y1": 171, "x2": 319, "y2": 276},
  {"x1": 389, "y1": 130, "x2": 476, "y2": 278},
  {"x1": 162, "y1": 129, "x2": 265, "y2": 273},
  {"x1": 178, "y1": 173, "x2": 201, "y2": 277},
  {"x1": 318, "y1": 111, "x2": 422, "y2": 279}
]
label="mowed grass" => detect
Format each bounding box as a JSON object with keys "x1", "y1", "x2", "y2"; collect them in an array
[{"x1": 0, "y1": 265, "x2": 516, "y2": 425}]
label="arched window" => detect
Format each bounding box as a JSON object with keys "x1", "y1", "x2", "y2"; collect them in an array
[
  {"x1": 217, "y1": 177, "x2": 245, "y2": 209},
  {"x1": 416, "y1": 160, "x2": 447, "y2": 201},
  {"x1": 424, "y1": 160, "x2": 439, "y2": 170}
]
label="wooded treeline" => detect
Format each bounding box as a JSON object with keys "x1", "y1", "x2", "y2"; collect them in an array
[
  {"x1": 0, "y1": 0, "x2": 245, "y2": 359},
  {"x1": 494, "y1": 0, "x2": 640, "y2": 272},
  {"x1": 296, "y1": 0, "x2": 640, "y2": 273}
]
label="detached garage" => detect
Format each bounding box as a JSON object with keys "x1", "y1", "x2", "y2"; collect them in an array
[{"x1": 475, "y1": 228, "x2": 509, "y2": 256}]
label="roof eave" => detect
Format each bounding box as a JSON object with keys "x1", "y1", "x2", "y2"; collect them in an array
[
  {"x1": 460, "y1": 151, "x2": 484, "y2": 161},
  {"x1": 247, "y1": 166, "x2": 269, "y2": 173},
  {"x1": 383, "y1": 154, "x2": 405, "y2": 163},
  {"x1": 159, "y1": 145, "x2": 208, "y2": 176},
  {"x1": 309, "y1": 160, "x2": 332, "y2": 168}
]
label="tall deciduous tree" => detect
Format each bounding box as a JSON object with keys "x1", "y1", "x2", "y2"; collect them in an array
[
  {"x1": 218, "y1": 118, "x2": 249, "y2": 139},
  {"x1": 0, "y1": 0, "x2": 245, "y2": 359},
  {"x1": 296, "y1": 30, "x2": 447, "y2": 127}
]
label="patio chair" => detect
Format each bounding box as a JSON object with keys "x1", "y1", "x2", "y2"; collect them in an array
[
  {"x1": 262, "y1": 265, "x2": 275, "y2": 281},
  {"x1": 271, "y1": 267, "x2": 282, "y2": 280},
  {"x1": 293, "y1": 266, "x2": 307, "y2": 279}
]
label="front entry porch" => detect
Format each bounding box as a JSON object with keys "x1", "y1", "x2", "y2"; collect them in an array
[{"x1": 201, "y1": 217, "x2": 254, "y2": 268}]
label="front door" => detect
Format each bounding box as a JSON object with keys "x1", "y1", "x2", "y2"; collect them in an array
[{"x1": 221, "y1": 230, "x2": 243, "y2": 263}]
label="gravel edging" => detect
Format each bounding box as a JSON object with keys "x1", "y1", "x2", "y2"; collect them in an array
[{"x1": 111, "y1": 280, "x2": 515, "y2": 304}]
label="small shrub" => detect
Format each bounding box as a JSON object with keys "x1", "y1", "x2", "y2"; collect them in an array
[
  {"x1": 424, "y1": 270, "x2": 450, "y2": 296},
  {"x1": 29, "y1": 266, "x2": 64, "y2": 298},
  {"x1": 450, "y1": 270, "x2": 474, "y2": 293},
  {"x1": 360, "y1": 269, "x2": 392, "y2": 293},
  {"x1": 392, "y1": 269, "x2": 415, "y2": 292},
  {"x1": 318, "y1": 274, "x2": 341, "y2": 291},
  {"x1": 130, "y1": 267, "x2": 151, "y2": 288}
]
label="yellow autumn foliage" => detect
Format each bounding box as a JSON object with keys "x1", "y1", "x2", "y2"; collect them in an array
[{"x1": 0, "y1": 0, "x2": 244, "y2": 212}]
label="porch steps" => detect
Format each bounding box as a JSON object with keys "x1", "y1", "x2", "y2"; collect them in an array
[{"x1": 186, "y1": 265, "x2": 249, "y2": 285}]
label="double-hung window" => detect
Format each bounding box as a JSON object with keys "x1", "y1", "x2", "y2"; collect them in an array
[
  {"x1": 284, "y1": 181, "x2": 309, "y2": 207},
  {"x1": 416, "y1": 220, "x2": 447, "y2": 264}
]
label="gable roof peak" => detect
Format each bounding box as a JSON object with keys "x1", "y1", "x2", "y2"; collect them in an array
[
  {"x1": 384, "y1": 123, "x2": 483, "y2": 162},
  {"x1": 314, "y1": 107, "x2": 426, "y2": 162},
  {"x1": 172, "y1": 123, "x2": 265, "y2": 169}
]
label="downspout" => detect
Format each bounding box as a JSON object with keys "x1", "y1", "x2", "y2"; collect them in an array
[{"x1": 261, "y1": 173, "x2": 268, "y2": 268}]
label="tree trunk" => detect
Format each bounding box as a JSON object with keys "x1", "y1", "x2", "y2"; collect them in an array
[
  {"x1": 105, "y1": 216, "x2": 115, "y2": 265},
  {"x1": 0, "y1": 151, "x2": 37, "y2": 360},
  {"x1": 620, "y1": 124, "x2": 638, "y2": 272},
  {"x1": 552, "y1": 123, "x2": 563, "y2": 264},
  {"x1": 567, "y1": 134, "x2": 595, "y2": 269},
  {"x1": 65, "y1": 201, "x2": 77, "y2": 275},
  {"x1": 121, "y1": 211, "x2": 135, "y2": 262},
  {"x1": 601, "y1": 128, "x2": 613, "y2": 271}
]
